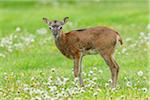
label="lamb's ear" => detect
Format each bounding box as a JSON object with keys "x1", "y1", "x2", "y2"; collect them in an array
[
  {"x1": 62, "y1": 17, "x2": 69, "y2": 24},
  {"x1": 43, "y1": 18, "x2": 51, "y2": 24}
]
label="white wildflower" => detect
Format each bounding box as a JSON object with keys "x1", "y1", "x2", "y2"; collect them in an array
[
  {"x1": 49, "y1": 86, "x2": 57, "y2": 93},
  {"x1": 14, "y1": 97, "x2": 22, "y2": 100},
  {"x1": 82, "y1": 72, "x2": 87, "y2": 76},
  {"x1": 84, "y1": 84, "x2": 90, "y2": 88},
  {"x1": 48, "y1": 76, "x2": 53, "y2": 80},
  {"x1": 14, "y1": 43, "x2": 24, "y2": 50},
  {"x1": 98, "y1": 69, "x2": 103, "y2": 73},
  {"x1": 139, "y1": 32, "x2": 145, "y2": 36},
  {"x1": 97, "y1": 88, "x2": 101, "y2": 92},
  {"x1": 67, "y1": 88, "x2": 73, "y2": 96},
  {"x1": 93, "y1": 77, "x2": 97, "y2": 81},
  {"x1": 74, "y1": 77, "x2": 79, "y2": 82},
  {"x1": 16, "y1": 80, "x2": 21, "y2": 83},
  {"x1": 57, "y1": 93, "x2": 63, "y2": 98},
  {"x1": 31, "y1": 77, "x2": 36, "y2": 81},
  {"x1": 141, "y1": 88, "x2": 148, "y2": 93},
  {"x1": 108, "y1": 79, "x2": 112, "y2": 83},
  {"x1": 138, "y1": 88, "x2": 141, "y2": 91},
  {"x1": 16, "y1": 27, "x2": 21, "y2": 32},
  {"x1": 13, "y1": 35, "x2": 17, "y2": 38},
  {"x1": 93, "y1": 67, "x2": 97, "y2": 70},
  {"x1": 125, "y1": 38, "x2": 131, "y2": 42},
  {"x1": 43, "y1": 95, "x2": 51, "y2": 99},
  {"x1": 0, "y1": 37, "x2": 12, "y2": 47},
  {"x1": 36, "y1": 28, "x2": 47, "y2": 35},
  {"x1": 80, "y1": 88, "x2": 85, "y2": 93},
  {"x1": 63, "y1": 77, "x2": 69, "y2": 84},
  {"x1": 120, "y1": 95, "x2": 125, "y2": 99},
  {"x1": 55, "y1": 77, "x2": 63, "y2": 86},
  {"x1": 137, "y1": 70, "x2": 143, "y2": 77},
  {"x1": 7, "y1": 46, "x2": 13, "y2": 52},
  {"x1": 23, "y1": 87, "x2": 29, "y2": 92},
  {"x1": 29, "y1": 88, "x2": 34, "y2": 96},
  {"x1": 147, "y1": 24, "x2": 150, "y2": 29},
  {"x1": 33, "y1": 89, "x2": 41, "y2": 94},
  {"x1": 126, "y1": 81, "x2": 132, "y2": 87},
  {"x1": 111, "y1": 87, "x2": 116, "y2": 92},
  {"x1": 47, "y1": 77, "x2": 53, "y2": 85},
  {"x1": 122, "y1": 48, "x2": 127, "y2": 53},
  {"x1": 22, "y1": 34, "x2": 35, "y2": 45},
  {"x1": 89, "y1": 70, "x2": 93, "y2": 75},
  {"x1": 51, "y1": 68, "x2": 56, "y2": 72},
  {"x1": 23, "y1": 84, "x2": 28, "y2": 88},
  {"x1": 35, "y1": 96, "x2": 42, "y2": 100},
  {"x1": 93, "y1": 92, "x2": 98, "y2": 96},
  {"x1": 105, "y1": 83, "x2": 109, "y2": 87},
  {"x1": 0, "y1": 53, "x2": 5, "y2": 58}
]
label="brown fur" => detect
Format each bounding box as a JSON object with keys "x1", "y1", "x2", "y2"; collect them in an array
[{"x1": 56, "y1": 26, "x2": 122, "y2": 59}]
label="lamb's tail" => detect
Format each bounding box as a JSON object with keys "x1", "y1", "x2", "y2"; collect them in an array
[
  {"x1": 119, "y1": 37, "x2": 123, "y2": 45},
  {"x1": 116, "y1": 32, "x2": 123, "y2": 45}
]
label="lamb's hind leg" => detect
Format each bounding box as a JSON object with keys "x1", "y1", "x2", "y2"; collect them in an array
[
  {"x1": 100, "y1": 51, "x2": 119, "y2": 88},
  {"x1": 74, "y1": 53, "x2": 84, "y2": 86},
  {"x1": 79, "y1": 55, "x2": 84, "y2": 86},
  {"x1": 111, "y1": 56, "x2": 120, "y2": 87}
]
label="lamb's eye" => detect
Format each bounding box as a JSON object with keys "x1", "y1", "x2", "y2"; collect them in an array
[
  {"x1": 49, "y1": 26, "x2": 53, "y2": 29},
  {"x1": 58, "y1": 26, "x2": 62, "y2": 29}
]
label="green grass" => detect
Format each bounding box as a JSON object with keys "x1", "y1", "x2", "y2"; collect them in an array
[{"x1": 0, "y1": 0, "x2": 149, "y2": 99}]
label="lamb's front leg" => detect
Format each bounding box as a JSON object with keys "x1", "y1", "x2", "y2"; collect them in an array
[{"x1": 74, "y1": 53, "x2": 84, "y2": 86}]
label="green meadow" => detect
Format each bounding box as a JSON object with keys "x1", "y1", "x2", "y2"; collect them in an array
[{"x1": 0, "y1": 0, "x2": 149, "y2": 99}]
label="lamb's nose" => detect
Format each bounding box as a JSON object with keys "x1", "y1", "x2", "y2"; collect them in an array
[{"x1": 53, "y1": 27, "x2": 57, "y2": 31}]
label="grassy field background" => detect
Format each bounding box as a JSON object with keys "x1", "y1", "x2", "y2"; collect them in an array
[{"x1": 0, "y1": 0, "x2": 149, "y2": 99}]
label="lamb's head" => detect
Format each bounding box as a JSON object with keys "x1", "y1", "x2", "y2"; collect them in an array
[{"x1": 43, "y1": 17, "x2": 69, "y2": 38}]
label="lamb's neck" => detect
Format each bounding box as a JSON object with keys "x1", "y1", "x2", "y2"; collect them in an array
[{"x1": 54, "y1": 31, "x2": 66, "y2": 48}]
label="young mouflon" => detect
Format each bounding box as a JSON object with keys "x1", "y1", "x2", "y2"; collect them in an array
[{"x1": 43, "y1": 17, "x2": 123, "y2": 88}]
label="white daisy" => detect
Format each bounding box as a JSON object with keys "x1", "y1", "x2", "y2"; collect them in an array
[
  {"x1": 126, "y1": 81, "x2": 132, "y2": 87},
  {"x1": 137, "y1": 70, "x2": 143, "y2": 77}
]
